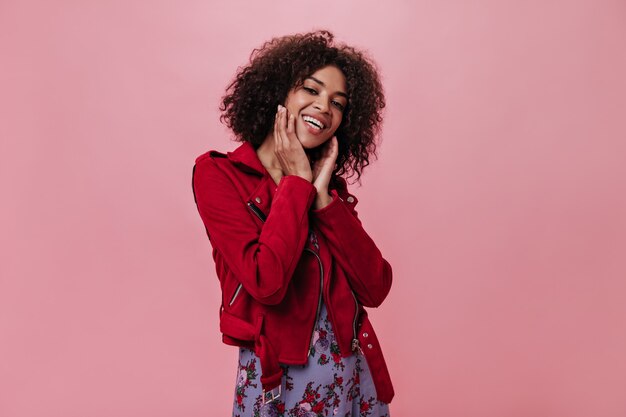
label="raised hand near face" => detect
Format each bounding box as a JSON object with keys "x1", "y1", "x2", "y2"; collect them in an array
[
  {"x1": 312, "y1": 136, "x2": 338, "y2": 193},
  {"x1": 273, "y1": 105, "x2": 313, "y2": 182}
]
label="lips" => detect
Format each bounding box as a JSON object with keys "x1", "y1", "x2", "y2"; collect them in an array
[
  {"x1": 300, "y1": 116, "x2": 325, "y2": 136},
  {"x1": 302, "y1": 113, "x2": 330, "y2": 130}
]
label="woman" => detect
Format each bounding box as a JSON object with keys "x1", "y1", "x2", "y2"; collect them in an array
[{"x1": 192, "y1": 30, "x2": 394, "y2": 417}]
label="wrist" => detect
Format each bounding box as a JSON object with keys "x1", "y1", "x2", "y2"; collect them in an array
[
  {"x1": 313, "y1": 190, "x2": 332, "y2": 210},
  {"x1": 295, "y1": 170, "x2": 313, "y2": 182}
]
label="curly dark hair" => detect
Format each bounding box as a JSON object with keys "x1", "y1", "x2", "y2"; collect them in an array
[{"x1": 219, "y1": 30, "x2": 386, "y2": 182}]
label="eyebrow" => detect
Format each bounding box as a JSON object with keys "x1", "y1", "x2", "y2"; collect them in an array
[{"x1": 305, "y1": 76, "x2": 348, "y2": 99}]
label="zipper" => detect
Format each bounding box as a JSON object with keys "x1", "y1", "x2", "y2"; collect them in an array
[
  {"x1": 350, "y1": 290, "x2": 362, "y2": 354},
  {"x1": 229, "y1": 283, "x2": 243, "y2": 306},
  {"x1": 247, "y1": 200, "x2": 324, "y2": 358},
  {"x1": 247, "y1": 201, "x2": 267, "y2": 222},
  {"x1": 229, "y1": 201, "x2": 265, "y2": 307},
  {"x1": 305, "y1": 245, "x2": 324, "y2": 357}
]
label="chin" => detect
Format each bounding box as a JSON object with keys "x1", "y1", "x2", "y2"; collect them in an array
[
  {"x1": 296, "y1": 125, "x2": 332, "y2": 149},
  {"x1": 299, "y1": 136, "x2": 331, "y2": 150},
  {"x1": 301, "y1": 142, "x2": 322, "y2": 150}
]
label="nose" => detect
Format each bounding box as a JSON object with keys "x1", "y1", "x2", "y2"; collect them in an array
[{"x1": 313, "y1": 95, "x2": 331, "y2": 113}]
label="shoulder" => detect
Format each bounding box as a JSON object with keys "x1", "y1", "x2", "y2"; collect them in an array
[
  {"x1": 193, "y1": 148, "x2": 235, "y2": 178},
  {"x1": 192, "y1": 149, "x2": 233, "y2": 190},
  {"x1": 195, "y1": 149, "x2": 228, "y2": 165}
]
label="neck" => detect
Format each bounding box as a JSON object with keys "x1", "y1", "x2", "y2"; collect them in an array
[{"x1": 256, "y1": 132, "x2": 283, "y2": 172}]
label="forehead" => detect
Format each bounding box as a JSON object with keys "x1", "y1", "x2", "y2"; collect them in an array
[{"x1": 306, "y1": 65, "x2": 347, "y2": 92}]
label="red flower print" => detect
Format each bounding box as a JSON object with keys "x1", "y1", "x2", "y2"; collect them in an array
[
  {"x1": 312, "y1": 400, "x2": 325, "y2": 412},
  {"x1": 360, "y1": 399, "x2": 370, "y2": 412}
]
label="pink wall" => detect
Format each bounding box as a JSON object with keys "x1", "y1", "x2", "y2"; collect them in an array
[{"x1": 2, "y1": 1, "x2": 626, "y2": 416}]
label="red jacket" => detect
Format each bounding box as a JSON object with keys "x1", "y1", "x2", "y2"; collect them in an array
[{"x1": 191, "y1": 141, "x2": 394, "y2": 403}]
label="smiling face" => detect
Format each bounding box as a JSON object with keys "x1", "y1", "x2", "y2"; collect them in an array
[{"x1": 283, "y1": 65, "x2": 348, "y2": 149}]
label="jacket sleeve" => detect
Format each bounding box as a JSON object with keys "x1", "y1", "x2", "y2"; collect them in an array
[
  {"x1": 192, "y1": 156, "x2": 317, "y2": 305},
  {"x1": 309, "y1": 178, "x2": 392, "y2": 307}
]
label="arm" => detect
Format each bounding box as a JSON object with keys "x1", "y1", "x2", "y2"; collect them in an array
[
  {"x1": 192, "y1": 156, "x2": 317, "y2": 305},
  {"x1": 310, "y1": 178, "x2": 393, "y2": 307}
]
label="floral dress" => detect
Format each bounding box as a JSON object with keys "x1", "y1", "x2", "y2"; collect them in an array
[{"x1": 231, "y1": 298, "x2": 390, "y2": 417}]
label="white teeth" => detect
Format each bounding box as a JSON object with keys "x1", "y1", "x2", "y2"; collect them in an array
[
  {"x1": 306, "y1": 121, "x2": 321, "y2": 130},
  {"x1": 303, "y1": 115, "x2": 325, "y2": 129}
]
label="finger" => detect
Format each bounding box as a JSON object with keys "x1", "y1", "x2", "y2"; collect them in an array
[
  {"x1": 287, "y1": 112, "x2": 295, "y2": 135},
  {"x1": 274, "y1": 110, "x2": 280, "y2": 148},
  {"x1": 323, "y1": 136, "x2": 336, "y2": 155},
  {"x1": 275, "y1": 110, "x2": 285, "y2": 157},
  {"x1": 279, "y1": 107, "x2": 288, "y2": 142},
  {"x1": 278, "y1": 107, "x2": 287, "y2": 139},
  {"x1": 280, "y1": 110, "x2": 296, "y2": 154},
  {"x1": 330, "y1": 136, "x2": 339, "y2": 155},
  {"x1": 321, "y1": 137, "x2": 334, "y2": 158}
]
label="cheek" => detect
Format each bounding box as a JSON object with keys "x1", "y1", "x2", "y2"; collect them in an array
[
  {"x1": 286, "y1": 92, "x2": 305, "y2": 109},
  {"x1": 282, "y1": 94, "x2": 298, "y2": 114},
  {"x1": 332, "y1": 115, "x2": 343, "y2": 131}
]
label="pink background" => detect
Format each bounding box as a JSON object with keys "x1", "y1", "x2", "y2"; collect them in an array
[{"x1": 2, "y1": 1, "x2": 626, "y2": 416}]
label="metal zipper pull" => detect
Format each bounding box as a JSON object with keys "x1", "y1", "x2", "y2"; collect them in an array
[
  {"x1": 309, "y1": 228, "x2": 319, "y2": 251},
  {"x1": 351, "y1": 338, "x2": 361, "y2": 354},
  {"x1": 350, "y1": 290, "x2": 360, "y2": 354},
  {"x1": 247, "y1": 201, "x2": 267, "y2": 222}
]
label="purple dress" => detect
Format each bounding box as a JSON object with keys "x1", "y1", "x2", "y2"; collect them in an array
[{"x1": 231, "y1": 298, "x2": 390, "y2": 417}]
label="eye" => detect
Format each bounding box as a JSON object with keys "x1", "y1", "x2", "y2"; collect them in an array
[
  {"x1": 332, "y1": 101, "x2": 345, "y2": 111},
  {"x1": 303, "y1": 87, "x2": 318, "y2": 95}
]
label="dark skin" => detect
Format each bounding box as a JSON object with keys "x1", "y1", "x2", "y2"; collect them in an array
[{"x1": 256, "y1": 65, "x2": 346, "y2": 209}]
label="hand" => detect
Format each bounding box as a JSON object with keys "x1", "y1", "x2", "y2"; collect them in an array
[
  {"x1": 312, "y1": 136, "x2": 338, "y2": 208},
  {"x1": 273, "y1": 105, "x2": 312, "y2": 182}
]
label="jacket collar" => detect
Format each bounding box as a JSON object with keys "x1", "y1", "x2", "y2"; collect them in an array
[
  {"x1": 226, "y1": 142, "x2": 266, "y2": 176},
  {"x1": 225, "y1": 141, "x2": 341, "y2": 192}
]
